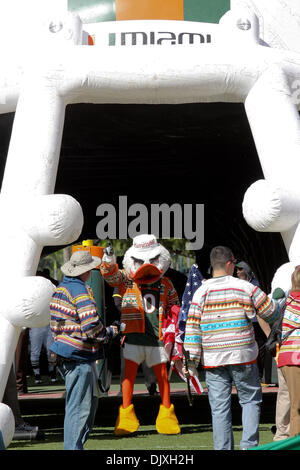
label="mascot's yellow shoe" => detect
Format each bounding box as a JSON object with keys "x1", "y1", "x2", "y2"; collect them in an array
[
  {"x1": 114, "y1": 404, "x2": 140, "y2": 436},
  {"x1": 155, "y1": 404, "x2": 181, "y2": 435}
]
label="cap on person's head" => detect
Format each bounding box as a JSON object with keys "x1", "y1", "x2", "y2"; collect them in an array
[
  {"x1": 236, "y1": 261, "x2": 250, "y2": 271},
  {"x1": 61, "y1": 250, "x2": 101, "y2": 277},
  {"x1": 272, "y1": 287, "x2": 285, "y2": 300},
  {"x1": 131, "y1": 234, "x2": 161, "y2": 259}
]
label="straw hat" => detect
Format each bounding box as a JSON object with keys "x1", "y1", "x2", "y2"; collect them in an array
[{"x1": 61, "y1": 250, "x2": 101, "y2": 277}]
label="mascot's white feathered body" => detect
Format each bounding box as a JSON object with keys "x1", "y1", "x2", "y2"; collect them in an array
[{"x1": 101, "y1": 234, "x2": 181, "y2": 435}]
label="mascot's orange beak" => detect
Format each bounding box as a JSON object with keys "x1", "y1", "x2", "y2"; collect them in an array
[{"x1": 131, "y1": 263, "x2": 162, "y2": 284}]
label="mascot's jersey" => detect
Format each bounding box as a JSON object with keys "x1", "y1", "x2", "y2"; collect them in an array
[{"x1": 101, "y1": 263, "x2": 179, "y2": 346}]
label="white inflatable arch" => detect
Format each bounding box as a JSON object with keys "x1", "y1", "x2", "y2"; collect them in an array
[{"x1": 1, "y1": 2, "x2": 300, "y2": 445}]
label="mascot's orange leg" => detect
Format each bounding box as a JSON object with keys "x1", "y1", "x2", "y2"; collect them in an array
[
  {"x1": 153, "y1": 363, "x2": 181, "y2": 435},
  {"x1": 153, "y1": 363, "x2": 171, "y2": 408},
  {"x1": 114, "y1": 359, "x2": 140, "y2": 436},
  {"x1": 122, "y1": 359, "x2": 138, "y2": 408}
]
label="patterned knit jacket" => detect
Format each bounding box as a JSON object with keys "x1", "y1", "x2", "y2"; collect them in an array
[
  {"x1": 277, "y1": 291, "x2": 300, "y2": 367},
  {"x1": 184, "y1": 275, "x2": 277, "y2": 368},
  {"x1": 50, "y1": 276, "x2": 109, "y2": 361}
]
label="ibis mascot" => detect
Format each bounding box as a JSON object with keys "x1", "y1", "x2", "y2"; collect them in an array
[{"x1": 101, "y1": 234, "x2": 181, "y2": 435}]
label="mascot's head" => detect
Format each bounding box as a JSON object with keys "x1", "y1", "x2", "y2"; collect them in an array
[{"x1": 123, "y1": 234, "x2": 171, "y2": 284}]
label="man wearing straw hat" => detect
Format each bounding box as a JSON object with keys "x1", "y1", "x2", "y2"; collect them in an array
[{"x1": 50, "y1": 250, "x2": 118, "y2": 450}]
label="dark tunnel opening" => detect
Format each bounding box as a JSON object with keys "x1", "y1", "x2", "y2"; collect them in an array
[
  {"x1": 56, "y1": 102, "x2": 288, "y2": 291},
  {"x1": 0, "y1": 102, "x2": 288, "y2": 292}
]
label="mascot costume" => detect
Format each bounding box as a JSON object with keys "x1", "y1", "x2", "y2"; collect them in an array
[{"x1": 101, "y1": 234, "x2": 181, "y2": 435}]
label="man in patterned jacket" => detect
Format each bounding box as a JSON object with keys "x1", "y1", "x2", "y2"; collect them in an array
[
  {"x1": 50, "y1": 250, "x2": 118, "y2": 450},
  {"x1": 183, "y1": 245, "x2": 278, "y2": 450}
]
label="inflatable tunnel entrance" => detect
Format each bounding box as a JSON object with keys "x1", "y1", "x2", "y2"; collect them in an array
[{"x1": 1, "y1": 0, "x2": 300, "y2": 447}]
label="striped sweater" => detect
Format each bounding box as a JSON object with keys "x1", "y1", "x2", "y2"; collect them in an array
[
  {"x1": 184, "y1": 275, "x2": 277, "y2": 368},
  {"x1": 278, "y1": 291, "x2": 300, "y2": 367},
  {"x1": 50, "y1": 276, "x2": 109, "y2": 361}
]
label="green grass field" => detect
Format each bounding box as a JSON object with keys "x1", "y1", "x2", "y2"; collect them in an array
[{"x1": 8, "y1": 423, "x2": 275, "y2": 451}]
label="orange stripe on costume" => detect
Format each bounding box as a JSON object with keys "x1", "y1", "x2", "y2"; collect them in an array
[
  {"x1": 121, "y1": 283, "x2": 145, "y2": 334},
  {"x1": 116, "y1": 0, "x2": 184, "y2": 21}
]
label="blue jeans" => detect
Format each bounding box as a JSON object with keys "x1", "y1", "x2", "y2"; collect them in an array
[
  {"x1": 205, "y1": 363, "x2": 262, "y2": 450},
  {"x1": 30, "y1": 326, "x2": 54, "y2": 364},
  {"x1": 59, "y1": 361, "x2": 99, "y2": 450}
]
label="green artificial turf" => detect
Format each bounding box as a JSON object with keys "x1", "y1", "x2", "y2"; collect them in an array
[{"x1": 8, "y1": 423, "x2": 275, "y2": 451}]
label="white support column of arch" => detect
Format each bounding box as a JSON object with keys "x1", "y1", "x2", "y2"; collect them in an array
[
  {"x1": 0, "y1": 79, "x2": 83, "y2": 449},
  {"x1": 243, "y1": 65, "x2": 300, "y2": 262},
  {"x1": 1, "y1": 79, "x2": 66, "y2": 197},
  {"x1": 0, "y1": 78, "x2": 65, "y2": 396}
]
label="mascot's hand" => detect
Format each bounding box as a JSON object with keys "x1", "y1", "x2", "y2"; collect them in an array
[
  {"x1": 108, "y1": 324, "x2": 119, "y2": 338},
  {"x1": 104, "y1": 242, "x2": 114, "y2": 256},
  {"x1": 182, "y1": 362, "x2": 198, "y2": 379},
  {"x1": 102, "y1": 243, "x2": 116, "y2": 265}
]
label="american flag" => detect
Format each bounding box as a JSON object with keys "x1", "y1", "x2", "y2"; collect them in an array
[
  {"x1": 162, "y1": 305, "x2": 203, "y2": 395},
  {"x1": 178, "y1": 264, "x2": 204, "y2": 341}
]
